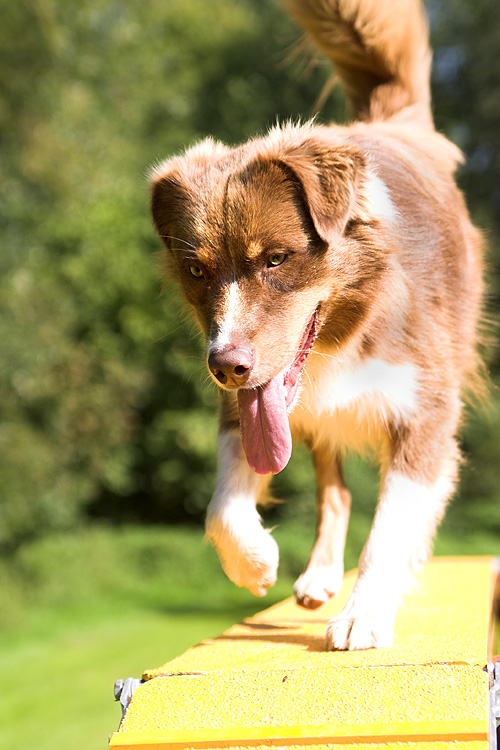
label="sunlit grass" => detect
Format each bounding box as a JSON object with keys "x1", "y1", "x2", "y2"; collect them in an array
[
  {"x1": 0, "y1": 525, "x2": 296, "y2": 750},
  {"x1": 0, "y1": 517, "x2": 498, "y2": 750}
]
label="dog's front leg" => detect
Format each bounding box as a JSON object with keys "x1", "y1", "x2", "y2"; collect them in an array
[
  {"x1": 205, "y1": 429, "x2": 278, "y2": 597},
  {"x1": 294, "y1": 446, "x2": 351, "y2": 609},
  {"x1": 325, "y1": 444, "x2": 458, "y2": 651}
]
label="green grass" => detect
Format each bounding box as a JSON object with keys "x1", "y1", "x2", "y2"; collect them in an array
[
  {"x1": 0, "y1": 525, "x2": 301, "y2": 750},
  {"x1": 0, "y1": 516, "x2": 498, "y2": 750}
]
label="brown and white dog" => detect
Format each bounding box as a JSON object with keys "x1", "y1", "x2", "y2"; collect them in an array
[{"x1": 150, "y1": 0, "x2": 484, "y2": 650}]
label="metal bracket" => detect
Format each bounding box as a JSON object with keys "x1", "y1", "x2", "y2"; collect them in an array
[
  {"x1": 114, "y1": 677, "x2": 144, "y2": 727},
  {"x1": 489, "y1": 662, "x2": 500, "y2": 750}
]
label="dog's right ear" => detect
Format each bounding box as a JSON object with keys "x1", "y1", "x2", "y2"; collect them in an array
[
  {"x1": 150, "y1": 165, "x2": 186, "y2": 249},
  {"x1": 150, "y1": 139, "x2": 230, "y2": 248}
]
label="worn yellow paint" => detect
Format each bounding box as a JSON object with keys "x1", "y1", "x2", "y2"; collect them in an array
[{"x1": 110, "y1": 557, "x2": 495, "y2": 749}]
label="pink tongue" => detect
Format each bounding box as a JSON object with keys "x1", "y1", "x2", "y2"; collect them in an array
[{"x1": 237, "y1": 375, "x2": 292, "y2": 475}]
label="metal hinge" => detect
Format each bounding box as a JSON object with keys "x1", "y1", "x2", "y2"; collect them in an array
[
  {"x1": 489, "y1": 662, "x2": 500, "y2": 749},
  {"x1": 114, "y1": 677, "x2": 144, "y2": 727}
]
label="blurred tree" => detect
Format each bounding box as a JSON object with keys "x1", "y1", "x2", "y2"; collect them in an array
[
  {"x1": 431, "y1": 0, "x2": 500, "y2": 293},
  {"x1": 0, "y1": 0, "x2": 498, "y2": 549},
  {"x1": 428, "y1": 0, "x2": 500, "y2": 537},
  {"x1": 0, "y1": 0, "x2": 340, "y2": 547}
]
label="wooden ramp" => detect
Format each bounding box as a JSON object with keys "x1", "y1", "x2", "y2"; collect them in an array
[{"x1": 109, "y1": 557, "x2": 499, "y2": 749}]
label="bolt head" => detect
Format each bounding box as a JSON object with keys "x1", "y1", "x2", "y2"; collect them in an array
[{"x1": 114, "y1": 678, "x2": 124, "y2": 701}]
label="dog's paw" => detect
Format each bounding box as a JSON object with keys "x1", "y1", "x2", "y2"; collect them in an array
[
  {"x1": 206, "y1": 518, "x2": 279, "y2": 597},
  {"x1": 293, "y1": 565, "x2": 343, "y2": 610},
  {"x1": 325, "y1": 612, "x2": 394, "y2": 651},
  {"x1": 222, "y1": 529, "x2": 279, "y2": 597}
]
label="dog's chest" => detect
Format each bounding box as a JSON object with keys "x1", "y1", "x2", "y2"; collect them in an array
[{"x1": 291, "y1": 353, "x2": 419, "y2": 449}]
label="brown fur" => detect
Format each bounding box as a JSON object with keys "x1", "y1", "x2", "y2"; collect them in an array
[{"x1": 150, "y1": 0, "x2": 484, "y2": 649}]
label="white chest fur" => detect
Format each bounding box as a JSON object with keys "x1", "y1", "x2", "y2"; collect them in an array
[{"x1": 291, "y1": 353, "x2": 419, "y2": 451}]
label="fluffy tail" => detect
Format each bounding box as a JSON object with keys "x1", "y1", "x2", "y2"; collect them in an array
[{"x1": 285, "y1": 0, "x2": 433, "y2": 126}]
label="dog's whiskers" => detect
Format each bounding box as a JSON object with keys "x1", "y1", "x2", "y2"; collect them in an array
[{"x1": 152, "y1": 322, "x2": 191, "y2": 344}]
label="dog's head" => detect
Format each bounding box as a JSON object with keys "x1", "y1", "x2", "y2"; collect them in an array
[{"x1": 151, "y1": 125, "x2": 391, "y2": 474}]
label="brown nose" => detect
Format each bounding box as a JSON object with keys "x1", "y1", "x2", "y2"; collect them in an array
[{"x1": 208, "y1": 345, "x2": 254, "y2": 387}]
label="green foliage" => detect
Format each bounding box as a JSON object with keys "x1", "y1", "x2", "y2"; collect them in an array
[{"x1": 0, "y1": 0, "x2": 499, "y2": 548}]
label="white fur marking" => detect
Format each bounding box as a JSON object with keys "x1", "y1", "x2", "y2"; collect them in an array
[
  {"x1": 305, "y1": 357, "x2": 419, "y2": 422},
  {"x1": 293, "y1": 564, "x2": 344, "y2": 605},
  {"x1": 326, "y1": 468, "x2": 456, "y2": 650},
  {"x1": 209, "y1": 282, "x2": 242, "y2": 350},
  {"x1": 358, "y1": 470, "x2": 455, "y2": 591},
  {"x1": 206, "y1": 431, "x2": 278, "y2": 597},
  {"x1": 362, "y1": 170, "x2": 398, "y2": 223}
]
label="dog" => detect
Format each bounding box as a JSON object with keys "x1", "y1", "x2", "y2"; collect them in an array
[{"x1": 150, "y1": 0, "x2": 484, "y2": 650}]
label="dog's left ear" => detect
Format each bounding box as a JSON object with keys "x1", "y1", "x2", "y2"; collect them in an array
[{"x1": 272, "y1": 138, "x2": 366, "y2": 246}]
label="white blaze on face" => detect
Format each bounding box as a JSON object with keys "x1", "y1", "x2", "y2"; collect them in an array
[{"x1": 209, "y1": 282, "x2": 244, "y2": 351}]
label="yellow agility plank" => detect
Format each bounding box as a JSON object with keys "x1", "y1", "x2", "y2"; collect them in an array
[
  {"x1": 110, "y1": 557, "x2": 497, "y2": 749},
  {"x1": 108, "y1": 721, "x2": 487, "y2": 748}
]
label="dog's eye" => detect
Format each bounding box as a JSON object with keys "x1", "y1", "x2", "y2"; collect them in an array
[
  {"x1": 189, "y1": 265, "x2": 204, "y2": 278},
  {"x1": 267, "y1": 252, "x2": 287, "y2": 268}
]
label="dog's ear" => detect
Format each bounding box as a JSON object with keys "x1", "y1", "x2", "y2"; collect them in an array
[
  {"x1": 269, "y1": 138, "x2": 366, "y2": 246},
  {"x1": 150, "y1": 166, "x2": 186, "y2": 249},
  {"x1": 150, "y1": 139, "x2": 230, "y2": 248}
]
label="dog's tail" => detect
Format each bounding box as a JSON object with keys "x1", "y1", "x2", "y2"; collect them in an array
[{"x1": 285, "y1": 0, "x2": 433, "y2": 127}]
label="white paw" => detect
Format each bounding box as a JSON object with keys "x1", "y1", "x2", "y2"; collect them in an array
[
  {"x1": 325, "y1": 611, "x2": 394, "y2": 651},
  {"x1": 293, "y1": 565, "x2": 343, "y2": 610},
  {"x1": 206, "y1": 517, "x2": 279, "y2": 597}
]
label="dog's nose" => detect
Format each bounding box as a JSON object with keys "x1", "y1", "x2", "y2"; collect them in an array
[{"x1": 208, "y1": 345, "x2": 254, "y2": 387}]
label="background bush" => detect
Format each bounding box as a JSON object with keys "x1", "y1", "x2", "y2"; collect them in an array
[{"x1": 1, "y1": 0, "x2": 499, "y2": 551}]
